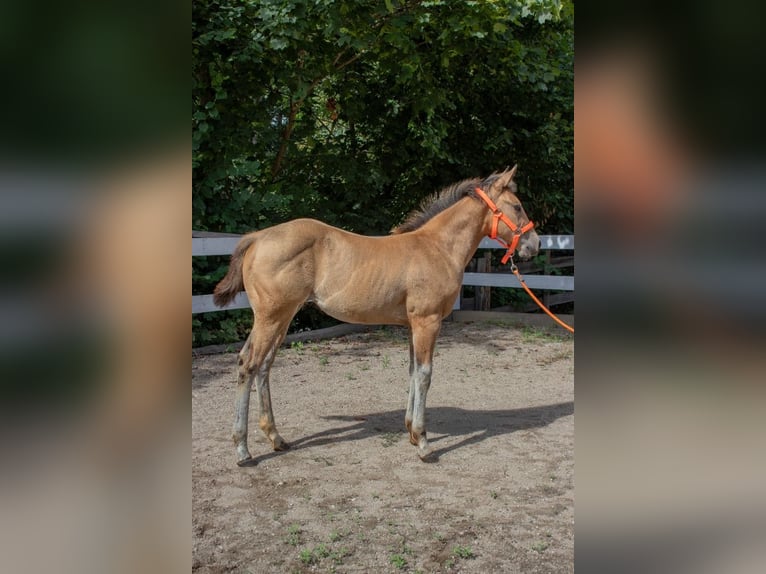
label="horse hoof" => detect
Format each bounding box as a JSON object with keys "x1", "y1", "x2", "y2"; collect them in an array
[
  {"x1": 273, "y1": 439, "x2": 291, "y2": 451},
  {"x1": 236, "y1": 456, "x2": 257, "y2": 467},
  {"x1": 418, "y1": 447, "x2": 436, "y2": 463}
]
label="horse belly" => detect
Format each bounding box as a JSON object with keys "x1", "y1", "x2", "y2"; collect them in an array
[{"x1": 313, "y1": 282, "x2": 408, "y2": 325}]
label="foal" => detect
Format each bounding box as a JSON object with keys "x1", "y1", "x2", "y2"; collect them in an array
[{"x1": 213, "y1": 166, "x2": 539, "y2": 465}]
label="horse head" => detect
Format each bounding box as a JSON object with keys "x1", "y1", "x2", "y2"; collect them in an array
[{"x1": 482, "y1": 165, "x2": 540, "y2": 260}]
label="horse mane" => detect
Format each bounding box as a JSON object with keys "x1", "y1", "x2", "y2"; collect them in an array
[{"x1": 391, "y1": 173, "x2": 501, "y2": 234}]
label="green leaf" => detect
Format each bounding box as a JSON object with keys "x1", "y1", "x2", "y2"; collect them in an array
[{"x1": 269, "y1": 37, "x2": 288, "y2": 51}]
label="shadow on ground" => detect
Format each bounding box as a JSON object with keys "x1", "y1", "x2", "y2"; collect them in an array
[{"x1": 249, "y1": 401, "x2": 573, "y2": 464}]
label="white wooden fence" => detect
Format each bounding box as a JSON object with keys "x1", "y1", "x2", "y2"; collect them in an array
[{"x1": 192, "y1": 232, "x2": 574, "y2": 314}]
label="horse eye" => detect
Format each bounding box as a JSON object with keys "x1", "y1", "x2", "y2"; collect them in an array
[{"x1": 513, "y1": 204, "x2": 522, "y2": 212}]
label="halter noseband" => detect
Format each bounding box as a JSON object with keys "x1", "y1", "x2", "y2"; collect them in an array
[{"x1": 474, "y1": 186, "x2": 535, "y2": 264}]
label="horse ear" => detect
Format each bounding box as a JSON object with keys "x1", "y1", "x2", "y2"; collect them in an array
[{"x1": 494, "y1": 164, "x2": 518, "y2": 189}]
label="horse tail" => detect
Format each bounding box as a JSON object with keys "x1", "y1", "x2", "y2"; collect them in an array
[{"x1": 213, "y1": 234, "x2": 257, "y2": 308}]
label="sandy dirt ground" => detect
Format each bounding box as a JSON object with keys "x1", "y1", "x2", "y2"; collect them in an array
[{"x1": 193, "y1": 320, "x2": 574, "y2": 573}]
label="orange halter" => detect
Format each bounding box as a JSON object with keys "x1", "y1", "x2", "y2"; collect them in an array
[{"x1": 474, "y1": 187, "x2": 535, "y2": 264}]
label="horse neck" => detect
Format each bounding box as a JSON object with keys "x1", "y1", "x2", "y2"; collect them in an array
[{"x1": 417, "y1": 196, "x2": 489, "y2": 269}]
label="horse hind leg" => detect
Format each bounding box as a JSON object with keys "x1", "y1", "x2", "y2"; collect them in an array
[
  {"x1": 232, "y1": 315, "x2": 292, "y2": 465},
  {"x1": 254, "y1": 333, "x2": 290, "y2": 452},
  {"x1": 233, "y1": 335, "x2": 256, "y2": 465},
  {"x1": 253, "y1": 310, "x2": 297, "y2": 446}
]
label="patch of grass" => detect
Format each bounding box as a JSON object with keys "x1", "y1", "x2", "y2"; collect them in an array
[
  {"x1": 531, "y1": 540, "x2": 550, "y2": 553},
  {"x1": 299, "y1": 548, "x2": 316, "y2": 565},
  {"x1": 490, "y1": 490, "x2": 499, "y2": 499},
  {"x1": 452, "y1": 545, "x2": 475, "y2": 559},
  {"x1": 382, "y1": 354, "x2": 391, "y2": 368},
  {"x1": 319, "y1": 355, "x2": 329, "y2": 366},
  {"x1": 433, "y1": 532, "x2": 445, "y2": 542},
  {"x1": 519, "y1": 325, "x2": 567, "y2": 343},
  {"x1": 485, "y1": 318, "x2": 515, "y2": 327},
  {"x1": 389, "y1": 554, "x2": 407, "y2": 569},
  {"x1": 290, "y1": 340, "x2": 305, "y2": 354},
  {"x1": 328, "y1": 530, "x2": 342, "y2": 542},
  {"x1": 285, "y1": 524, "x2": 302, "y2": 546},
  {"x1": 346, "y1": 372, "x2": 357, "y2": 380},
  {"x1": 299, "y1": 543, "x2": 346, "y2": 567}
]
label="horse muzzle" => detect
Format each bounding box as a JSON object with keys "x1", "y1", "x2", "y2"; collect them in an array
[{"x1": 516, "y1": 229, "x2": 541, "y2": 260}]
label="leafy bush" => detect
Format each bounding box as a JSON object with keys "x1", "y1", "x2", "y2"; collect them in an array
[{"x1": 193, "y1": 0, "x2": 573, "y2": 346}]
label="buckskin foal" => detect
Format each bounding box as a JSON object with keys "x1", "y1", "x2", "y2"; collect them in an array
[{"x1": 213, "y1": 166, "x2": 539, "y2": 465}]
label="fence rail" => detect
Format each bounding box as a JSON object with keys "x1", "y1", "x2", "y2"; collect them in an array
[{"x1": 192, "y1": 232, "x2": 574, "y2": 314}]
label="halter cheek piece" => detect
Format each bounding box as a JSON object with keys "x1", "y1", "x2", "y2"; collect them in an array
[{"x1": 474, "y1": 187, "x2": 535, "y2": 265}]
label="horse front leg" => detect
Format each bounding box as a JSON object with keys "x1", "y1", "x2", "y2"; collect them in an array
[{"x1": 408, "y1": 314, "x2": 441, "y2": 461}]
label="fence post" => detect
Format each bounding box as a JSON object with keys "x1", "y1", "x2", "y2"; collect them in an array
[{"x1": 475, "y1": 251, "x2": 492, "y2": 311}]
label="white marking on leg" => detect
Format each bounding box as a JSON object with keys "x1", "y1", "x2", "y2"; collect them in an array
[
  {"x1": 405, "y1": 332, "x2": 415, "y2": 430},
  {"x1": 233, "y1": 370, "x2": 254, "y2": 462},
  {"x1": 412, "y1": 362, "x2": 432, "y2": 432}
]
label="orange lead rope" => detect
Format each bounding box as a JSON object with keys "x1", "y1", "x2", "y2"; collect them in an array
[{"x1": 510, "y1": 259, "x2": 575, "y2": 334}]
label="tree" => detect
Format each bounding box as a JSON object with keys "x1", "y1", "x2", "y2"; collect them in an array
[{"x1": 193, "y1": 0, "x2": 573, "y2": 344}]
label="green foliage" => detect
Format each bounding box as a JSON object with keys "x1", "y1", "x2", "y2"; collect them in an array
[
  {"x1": 193, "y1": 0, "x2": 573, "y2": 345},
  {"x1": 299, "y1": 548, "x2": 316, "y2": 565},
  {"x1": 298, "y1": 543, "x2": 348, "y2": 567},
  {"x1": 285, "y1": 524, "x2": 302, "y2": 546},
  {"x1": 389, "y1": 553, "x2": 407, "y2": 569},
  {"x1": 452, "y1": 545, "x2": 476, "y2": 559}
]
